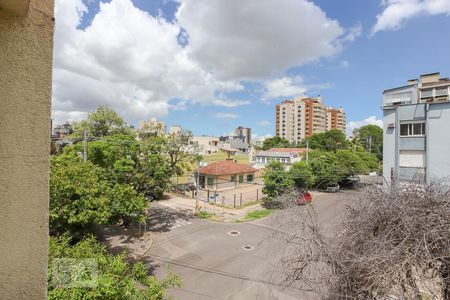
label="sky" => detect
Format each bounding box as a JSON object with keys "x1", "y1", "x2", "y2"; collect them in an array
[{"x1": 52, "y1": 0, "x2": 450, "y2": 138}]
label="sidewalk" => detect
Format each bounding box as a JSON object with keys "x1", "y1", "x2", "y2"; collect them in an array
[
  {"x1": 157, "y1": 194, "x2": 266, "y2": 222},
  {"x1": 102, "y1": 225, "x2": 153, "y2": 260}
]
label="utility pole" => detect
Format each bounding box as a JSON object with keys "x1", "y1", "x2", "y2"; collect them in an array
[
  {"x1": 306, "y1": 139, "x2": 309, "y2": 164},
  {"x1": 83, "y1": 131, "x2": 88, "y2": 163}
]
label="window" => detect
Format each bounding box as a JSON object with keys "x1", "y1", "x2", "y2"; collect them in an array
[
  {"x1": 239, "y1": 175, "x2": 244, "y2": 183},
  {"x1": 207, "y1": 177, "x2": 214, "y2": 187},
  {"x1": 384, "y1": 92, "x2": 412, "y2": 105},
  {"x1": 247, "y1": 174, "x2": 254, "y2": 182},
  {"x1": 231, "y1": 175, "x2": 236, "y2": 182},
  {"x1": 435, "y1": 86, "x2": 448, "y2": 97},
  {"x1": 400, "y1": 123, "x2": 425, "y2": 136},
  {"x1": 421, "y1": 89, "x2": 433, "y2": 99}
]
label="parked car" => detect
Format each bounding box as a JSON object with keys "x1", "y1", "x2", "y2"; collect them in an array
[
  {"x1": 326, "y1": 183, "x2": 340, "y2": 193},
  {"x1": 297, "y1": 192, "x2": 312, "y2": 205},
  {"x1": 340, "y1": 175, "x2": 360, "y2": 189}
]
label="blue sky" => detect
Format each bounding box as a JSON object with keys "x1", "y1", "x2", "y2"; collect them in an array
[{"x1": 52, "y1": 0, "x2": 450, "y2": 137}]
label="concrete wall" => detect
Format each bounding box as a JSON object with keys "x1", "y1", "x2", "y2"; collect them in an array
[
  {"x1": 383, "y1": 109, "x2": 397, "y2": 184},
  {"x1": 0, "y1": 0, "x2": 54, "y2": 298},
  {"x1": 427, "y1": 102, "x2": 450, "y2": 180}
]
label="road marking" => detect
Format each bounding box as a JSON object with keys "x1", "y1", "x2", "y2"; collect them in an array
[{"x1": 170, "y1": 219, "x2": 192, "y2": 230}]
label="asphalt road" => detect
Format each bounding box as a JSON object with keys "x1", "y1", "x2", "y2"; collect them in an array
[{"x1": 144, "y1": 191, "x2": 355, "y2": 300}]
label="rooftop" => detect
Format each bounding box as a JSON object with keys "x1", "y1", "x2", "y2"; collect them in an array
[
  {"x1": 268, "y1": 148, "x2": 307, "y2": 153},
  {"x1": 199, "y1": 160, "x2": 256, "y2": 176}
]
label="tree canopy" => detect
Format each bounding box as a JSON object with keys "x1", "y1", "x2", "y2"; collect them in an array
[
  {"x1": 48, "y1": 235, "x2": 181, "y2": 299},
  {"x1": 352, "y1": 124, "x2": 383, "y2": 160},
  {"x1": 70, "y1": 106, "x2": 134, "y2": 138},
  {"x1": 262, "y1": 136, "x2": 291, "y2": 150},
  {"x1": 50, "y1": 155, "x2": 146, "y2": 234}
]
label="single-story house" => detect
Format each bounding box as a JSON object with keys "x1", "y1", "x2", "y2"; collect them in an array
[
  {"x1": 254, "y1": 148, "x2": 307, "y2": 166},
  {"x1": 199, "y1": 160, "x2": 257, "y2": 191}
]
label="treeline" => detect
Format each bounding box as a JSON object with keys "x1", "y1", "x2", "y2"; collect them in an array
[
  {"x1": 48, "y1": 106, "x2": 198, "y2": 298},
  {"x1": 262, "y1": 125, "x2": 383, "y2": 160},
  {"x1": 262, "y1": 127, "x2": 382, "y2": 201}
]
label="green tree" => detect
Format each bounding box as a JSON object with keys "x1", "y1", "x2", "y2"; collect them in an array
[
  {"x1": 131, "y1": 140, "x2": 172, "y2": 199},
  {"x1": 335, "y1": 149, "x2": 368, "y2": 176},
  {"x1": 164, "y1": 129, "x2": 200, "y2": 176},
  {"x1": 308, "y1": 151, "x2": 345, "y2": 188},
  {"x1": 50, "y1": 156, "x2": 146, "y2": 234},
  {"x1": 299, "y1": 129, "x2": 349, "y2": 152},
  {"x1": 289, "y1": 161, "x2": 315, "y2": 190},
  {"x1": 262, "y1": 136, "x2": 291, "y2": 150},
  {"x1": 352, "y1": 124, "x2": 383, "y2": 160},
  {"x1": 48, "y1": 235, "x2": 181, "y2": 299},
  {"x1": 262, "y1": 161, "x2": 293, "y2": 200},
  {"x1": 71, "y1": 106, "x2": 134, "y2": 138}
]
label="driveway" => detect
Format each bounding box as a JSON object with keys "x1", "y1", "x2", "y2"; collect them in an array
[{"x1": 144, "y1": 190, "x2": 356, "y2": 299}]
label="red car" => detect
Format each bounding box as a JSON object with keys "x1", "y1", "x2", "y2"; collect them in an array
[{"x1": 297, "y1": 192, "x2": 312, "y2": 205}]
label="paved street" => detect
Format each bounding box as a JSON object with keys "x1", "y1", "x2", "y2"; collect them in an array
[{"x1": 144, "y1": 190, "x2": 356, "y2": 299}]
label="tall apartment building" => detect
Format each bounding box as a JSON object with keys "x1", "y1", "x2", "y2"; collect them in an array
[
  {"x1": 326, "y1": 107, "x2": 346, "y2": 132},
  {"x1": 382, "y1": 72, "x2": 450, "y2": 184},
  {"x1": 275, "y1": 96, "x2": 346, "y2": 144}
]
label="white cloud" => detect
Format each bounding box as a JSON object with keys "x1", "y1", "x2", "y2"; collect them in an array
[
  {"x1": 347, "y1": 116, "x2": 383, "y2": 136},
  {"x1": 52, "y1": 0, "x2": 243, "y2": 125},
  {"x1": 177, "y1": 0, "x2": 345, "y2": 80},
  {"x1": 372, "y1": 0, "x2": 450, "y2": 34},
  {"x1": 214, "y1": 112, "x2": 240, "y2": 119},
  {"x1": 262, "y1": 76, "x2": 307, "y2": 101},
  {"x1": 257, "y1": 120, "x2": 272, "y2": 126},
  {"x1": 52, "y1": 0, "x2": 355, "y2": 126},
  {"x1": 253, "y1": 133, "x2": 273, "y2": 141},
  {"x1": 341, "y1": 23, "x2": 363, "y2": 42},
  {"x1": 261, "y1": 76, "x2": 333, "y2": 101}
]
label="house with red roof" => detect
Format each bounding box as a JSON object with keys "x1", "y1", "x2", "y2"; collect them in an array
[{"x1": 199, "y1": 159, "x2": 257, "y2": 191}]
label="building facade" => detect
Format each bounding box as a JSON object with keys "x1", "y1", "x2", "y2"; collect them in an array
[
  {"x1": 199, "y1": 160, "x2": 257, "y2": 191},
  {"x1": 275, "y1": 96, "x2": 346, "y2": 144},
  {"x1": 191, "y1": 136, "x2": 220, "y2": 155},
  {"x1": 234, "y1": 126, "x2": 252, "y2": 144},
  {"x1": 254, "y1": 148, "x2": 306, "y2": 167},
  {"x1": 138, "y1": 117, "x2": 166, "y2": 137},
  {"x1": 382, "y1": 72, "x2": 450, "y2": 184},
  {"x1": 326, "y1": 107, "x2": 346, "y2": 132}
]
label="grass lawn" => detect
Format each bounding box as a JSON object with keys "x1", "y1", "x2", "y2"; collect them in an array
[
  {"x1": 202, "y1": 151, "x2": 250, "y2": 165},
  {"x1": 236, "y1": 209, "x2": 275, "y2": 222},
  {"x1": 195, "y1": 211, "x2": 213, "y2": 219}
]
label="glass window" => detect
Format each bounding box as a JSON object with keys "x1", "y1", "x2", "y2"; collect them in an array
[
  {"x1": 207, "y1": 177, "x2": 214, "y2": 187},
  {"x1": 413, "y1": 123, "x2": 425, "y2": 135},
  {"x1": 247, "y1": 174, "x2": 254, "y2": 182},
  {"x1": 400, "y1": 124, "x2": 409, "y2": 136},
  {"x1": 400, "y1": 123, "x2": 425, "y2": 136},
  {"x1": 421, "y1": 89, "x2": 433, "y2": 98},
  {"x1": 231, "y1": 176, "x2": 236, "y2": 182},
  {"x1": 435, "y1": 86, "x2": 448, "y2": 97}
]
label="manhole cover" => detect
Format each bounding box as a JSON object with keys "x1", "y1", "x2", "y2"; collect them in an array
[
  {"x1": 228, "y1": 230, "x2": 240, "y2": 236},
  {"x1": 242, "y1": 245, "x2": 254, "y2": 251}
]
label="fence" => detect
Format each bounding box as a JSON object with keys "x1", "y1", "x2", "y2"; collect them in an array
[{"x1": 194, "y1": 186, "x2": 265, "y2": 208}]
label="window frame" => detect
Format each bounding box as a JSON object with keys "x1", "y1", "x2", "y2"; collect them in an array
[{"x1": 400, "y1": 122, "x2": 425, "y2": 137}]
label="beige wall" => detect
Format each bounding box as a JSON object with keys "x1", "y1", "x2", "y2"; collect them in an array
[{"x1": 0, "y1": 0, "x2": 54, "y2": 299}]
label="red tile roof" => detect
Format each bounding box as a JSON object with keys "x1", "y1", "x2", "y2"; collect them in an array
[
  {"x1": 199, "y1": 160, "x2": 257, "y2": 176},
  {"x1": 268, "y1": 148, "x2": 307, "y2": 153}
]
